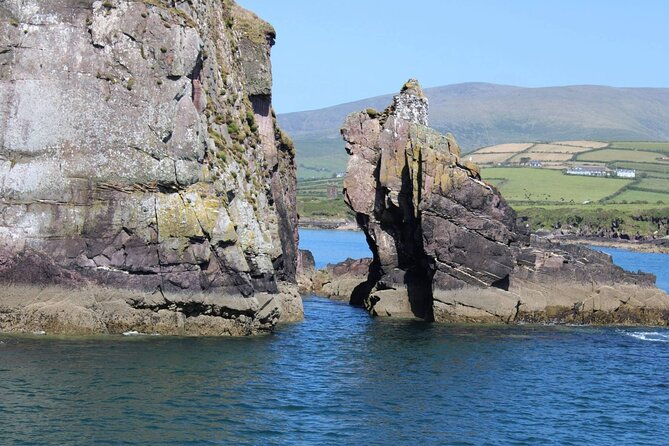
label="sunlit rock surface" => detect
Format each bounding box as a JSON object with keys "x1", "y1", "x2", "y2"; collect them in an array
[
  {"x1": 0, "y1": 0, "x2": 302, "y2": 335},
  {"x1": 340, "y1": 80, "x2": 669, "y2": 325}
]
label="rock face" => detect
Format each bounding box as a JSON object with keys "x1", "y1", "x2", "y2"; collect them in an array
[
  {"x1": 341, "y1": 79, "x2": 669, "y2": 325},
  {"x1": 296, "y1": 249, "x2": 315, "y2": 294},
  {"x1": 0, "y1": 0, "x2": 302, "y2": 335},
  {"x1": 312, "y1": 257, "x2": 372, "y2": 301}
]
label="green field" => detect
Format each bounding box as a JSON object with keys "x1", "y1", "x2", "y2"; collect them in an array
[
  {"x1": 481, "y1": 167, "x2": 632, "y2": 204},
  {"x1": 297, "y1": 178, "x2": 351, "y2": 218},
  {"x1": 633, "y1": 178, "x2": 669, "y2": 193},
  {"x1": 298, "y1": 198, "x2": 353, "y2": 219},
  {"x1": 609, "y1": 141, "x2": 669, "y2": 153},
  {"x1": 576, "y1": 149, "x2": 665, "y2": 163},
  {"x1": 612, "y1": 189, "x2": 669, "y2": 204},
  {"x1": 297, "y1": 177, "x2": 343, "y2": 196},
  {"x1": 467, "y1": 140, "x2": 669, "y2": 181},
  {"x1": 298, "y1": 166, "x2": 668, "y2": 217}
]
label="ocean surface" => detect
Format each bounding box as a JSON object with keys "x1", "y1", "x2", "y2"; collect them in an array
[
  {"x1": 1, "y1": 230, "x2": 669, "y2": 445},
  {"x1": 299, "y1": 228, "x2": 370, "y2": 268},
  {"x1": 591, "y1": 245, "x2": 669, "y2": 294}
]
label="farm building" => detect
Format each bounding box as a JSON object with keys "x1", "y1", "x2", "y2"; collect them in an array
[
  {"x1": 565, "y1": 166, "x2": 609, "y2": 177},
  {"x1": 528, "y1": 161, "x2": 543, "y2": 168},
  {"x1": 615, "y1": 169, "x2": 636, "y2": 178}
]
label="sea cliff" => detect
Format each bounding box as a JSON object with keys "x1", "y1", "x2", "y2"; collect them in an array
[{"x1": 0, "y1": 0, "x2": 302, "y2": 335}]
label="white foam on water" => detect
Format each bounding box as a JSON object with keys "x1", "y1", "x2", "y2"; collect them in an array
[
  {"x1": 625, "y1": 331, "x2": 669, "y2": 342},
  {"x1": 122, "y1": 331, "x2": 145, "y2": 336},
  {"x1": 33, "y1": 330, "x2": 46, "y2": 336}
]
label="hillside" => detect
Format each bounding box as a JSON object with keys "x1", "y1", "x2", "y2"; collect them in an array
[{"x1": 278, "y1": 83, "x2": 669, "y2": 179}]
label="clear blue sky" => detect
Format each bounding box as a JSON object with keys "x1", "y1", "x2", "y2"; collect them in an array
[{"x1": 237, "y1": 0, "x2": 669, "y2": 113}]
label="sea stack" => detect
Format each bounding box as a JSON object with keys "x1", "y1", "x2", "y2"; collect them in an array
[
  {"x1": 0, "y1": 0, "x2": 302, "y2": 335},
  {"x1": 341, "y1": 79, "x2": 669, "y2": 324}
]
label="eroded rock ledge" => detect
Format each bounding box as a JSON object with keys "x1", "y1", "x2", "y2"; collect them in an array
[
  {"x1": 0, "y1": 0, "x2": 302, "y2": 335},
  {"x1": 337, "y1": 80, "x2": 669, "y2": 325}
]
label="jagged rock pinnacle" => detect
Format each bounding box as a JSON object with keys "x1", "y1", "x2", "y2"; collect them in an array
[
  {"x1": 339, "y1": 79, "x2": 668, "y2": 324},
  {"x1": 393, "y1": 78, "x2": 429, "y2": 126}
]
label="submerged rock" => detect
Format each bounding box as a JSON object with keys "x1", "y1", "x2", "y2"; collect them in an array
[
  {"x1": 340, "y1": 79, "x2": 669, "y2": 325},
  {"x1": 0, "y1": 0, "x2": 302, "y2": 335}
]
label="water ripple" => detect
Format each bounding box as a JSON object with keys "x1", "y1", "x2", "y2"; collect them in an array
[{"x1": 1, "y1": 296, "x2": 669, "y2": 445}]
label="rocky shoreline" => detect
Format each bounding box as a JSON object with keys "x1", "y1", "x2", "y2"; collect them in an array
[
  {"x1": 300, "y1": 249, "x2": 669, "y2": 326},
  {"x1": 300, "y1": 219, "x2": 669, "y2": 253},
  {"x1": 1, "y1": 3, "x2": 666, "y2": 335},
  {"x1": 0, "y1": 282, "x2": 303, "y2": 337},
  {"x1": 298, "y1": 219, "x2": 358, "y2": 231},
  {"x1": 553, "y1": 236, "x2": 669, "y2": 254}
]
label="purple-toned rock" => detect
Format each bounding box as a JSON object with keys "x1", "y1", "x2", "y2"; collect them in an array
[
  {"x1": 341, "y1": 80, "x2": 669, "y2": 325},
  {"x1": 0, "y1": 0, "x2": 302, "y2": 335}
]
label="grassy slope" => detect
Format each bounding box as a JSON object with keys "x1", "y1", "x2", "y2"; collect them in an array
[
  {"x1": 484, "y1": 161, "x2": 668, "y2": 236},
  {"x1": 516, "y1": 205, "x2": 669, "y2": 236},
  {"x1": 293, "y1": 138, "x2": 347, "y2": 180}
]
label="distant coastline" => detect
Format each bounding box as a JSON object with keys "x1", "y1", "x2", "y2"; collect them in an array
[
  {"x1": 299, "y1": 219, "x2": 669, "y2": 253},
  {"x1": 562, "y1": 237, "x2": 669, "y2": 254},
  {"x1": 299, "y1": 219, "x2": 359, "y2": 231}
]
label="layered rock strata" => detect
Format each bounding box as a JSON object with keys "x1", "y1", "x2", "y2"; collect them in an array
[
  {"x1": 341, "y1": 80, "x2": 669, "y2": 325},
  {"x1": 0, "y1": 0, "x2": 302, "y2": 335}
]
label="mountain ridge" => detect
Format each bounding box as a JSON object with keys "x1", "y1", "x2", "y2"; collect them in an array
[{"x1": 280, "y1": 82, "x2": 669, "y2": 137}]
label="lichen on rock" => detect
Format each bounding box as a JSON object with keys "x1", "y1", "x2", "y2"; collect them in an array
[
  {"x1": 340, "y1": 79, "x2": 669, "y2": 325},
  {"x1": 0, "y1": 0, "x2": 302, "y2": 335}
]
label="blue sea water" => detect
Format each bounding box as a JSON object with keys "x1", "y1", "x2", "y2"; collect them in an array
[
  {"x1": 299, "y1": 228, "x2": 370, "y2": 268},
  {"x1": 1, "y1": 230, "x2": 668, "y2": 445},
  {"x1": 591, "y1": 246, "x2": 669, "y2": 293}
]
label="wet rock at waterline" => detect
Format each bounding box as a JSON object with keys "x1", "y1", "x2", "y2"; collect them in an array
[
  {"x1": 0, "y1": 0, "x2": 302, "y2": 335},
  {"x1": 339, "y1": 79, "x2": 669, "y2": 325}
]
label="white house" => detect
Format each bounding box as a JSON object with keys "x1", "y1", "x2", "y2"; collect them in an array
[
  {"x1": 615, "y1": 169, "x2": 636, "y2": 178},
  {"x1": 565, "y1": 166, "x2": 608, "y2": 177}
]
